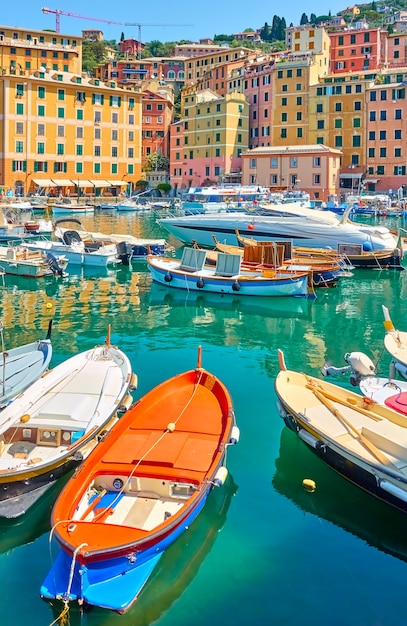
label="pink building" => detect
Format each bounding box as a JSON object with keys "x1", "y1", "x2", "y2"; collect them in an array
[{"x1": 365, "y1": 80, "x2": 407, "y2": 194}]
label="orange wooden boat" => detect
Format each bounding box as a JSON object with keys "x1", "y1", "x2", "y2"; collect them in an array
[{"x1": 41, "y1": 346, "x2": 239, "y2": 613}]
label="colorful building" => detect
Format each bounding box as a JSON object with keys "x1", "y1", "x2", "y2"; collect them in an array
[{"x1": 241, "y1": 144, "x2": 341, "y2": 202}]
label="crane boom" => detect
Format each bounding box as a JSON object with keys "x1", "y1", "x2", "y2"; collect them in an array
[{"x1": 41, "y1": 7, "x2": 123, "y2": 33}]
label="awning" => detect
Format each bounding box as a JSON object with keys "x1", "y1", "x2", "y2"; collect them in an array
[
  {"x1": 339, "y1": 173, "x2": 363, "y2": 180},
  {"x1": 71, "y1": 180, "x2": 93, "y2": 188},
  {"x1": 88, "y1": 180, "x2": 111, "y2": 188},
  {"x1": 51, "y1": 179, "x2": 75, "y2": 187},
  {"x1": 33, "y1": 178, "x2": 57, "y2": 187},
  {"x1": 106, "y1": 180, "x2": 127, "y2": 186},
  {"x1": 364, "y1": 179, "x2": 379, "y2": 183}
]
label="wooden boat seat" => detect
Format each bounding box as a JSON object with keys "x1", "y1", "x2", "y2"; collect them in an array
[
  {"x1": 33, "y1": 392, "x2": 95, "y2": 427},
  {"x1": 303, "y1": 403, "x2": 367, "y2": 438}
]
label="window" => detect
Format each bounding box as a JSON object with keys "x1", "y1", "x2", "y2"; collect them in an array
[
  {"x1": 16, "y1": 122, "x2": 23, "y2": 134},
  {"x1": 290, "y1": 157, "x2": 297, "y2": 167},
  {"x1": 369, "y1": 111, "x2": 376, "y2": 121},
  {"x1": 334, "y1": 119, "x2": 342, "y2": 128},
  {"x1": 354, "y1": 101, "x2": 361, "y2": 111},
  {"x1": 38, "y1": 105, "x2": 45, "y2": 117},
  {"x1": 16, "y1": 103, "x2": 24, "y2": 115},
  {"x1": 128, "y1": 147, "x2": 134, "y2": 158},
  {"x1": 380, "y1": 90, "x2": 387, "y2": 101},
  {"x1": 369, "y1": 131, "x2": 376, "y2": 140},
  {"x1": 94, "y1": 128, "x2": 100, "y2": 139},
  {"x1": 296, "y1": 97, "x2": 302, "y2": 105},
  {"x1": 282, "y1": 98, "x2": 287, "y2": 106},
  {"x1": 370, "y1": 92, "x2": 376, "y2": 102},
  {"x1": 395, "y1": 148, "x2": 401, "y2": 157},
  {"x1": 313, "y1": 157, "x2": 321, "y2": 167},
  {"x1": 57, "y1": 107, "x2": 64, "y2": 119},
  {"x1": 352, "y1": 135, "x2": 361, "y2": 147},
  {"x1": 317, "y1": 120, "x2": 324, "y2": 129},
  {"x1": 353, "y1": 118, "x2": 361, "y2": 128},
  {"x1": 379, "y1": 130, "x2": 386, "y2": 140},
  {"x1": 394, "y1": 166, "x2": 406, "y2": 175},
  {"x1": 57, "y1": 89, "x2": 64, "y2": 101},
  {"x1": 112, "y1": 129, "x2": 118, "y2": 141},
  {"x1": 281, "y1": 128, "x2": 287, "y2": 138},
  {"x1": 377, "y1": 166, "x2": 384, "y2": 175},
  {"x1": 316, "y1": 104, "x2": 323, "y2": 113},
  {"x1": 112, "y1": 113, "x2": 118, "y2": 123},
  {"x1": 297, "y1": 128, "x2": 303, "y2": 138},
  {"x1": 380, "y1": 147, "x2": 386, "y2": 157},
  {"x1": 380, "y1": 111, "x2": 386, "y2": 121},
  {"x1": 12, "y1": 160, "x2": 26, "y2": 172},
  {"x1": 395, "y1": 130, "x2": 402, "y2": 139},
  {"x1": 38, "y1": 123, "x2": 45, "y2": 136},
  {"x1": 16, "y1": 141, "x2": 24, "y2": 153},
  {"x1": 129, "y1": 114, "x2": 134, "y2": 125},
  {"x1": 94, "y1": 146, "x2": 101, "y2": 157},
  {"x1": 250, "y1": 158, "x2": 256, "y2": 168},
  {"x1": 296, "y1": 112, "x2": 302, "y2": 121},
  {"x1": 76, "y1": 145, "x2": 83, "y2": 156},
  {"x1": 76, "y1": 163, "x2": 83, "y2": 174},
  {"x1": 111, "y1": 163, "x2": 118, "y2": 174},
  {"x1": 271, "y1": 157, "x2": 278, "y2": 168},
  {"x1": 110, "y1": 95, "x2": 121, "y2": 107},
  {"x1": 313, "y1": 174, "x2": 320, "y2": 184},
  {"x1": 282, "y1": 112, "x2": 287, "y2": 122},
  {"x1": 335, "y1": 136, "x2": 342, "y2": 147},
  {"x1": 38, "y1": 86, "x2": 45, "y2": 99},
  {"x1": 111, "y1": 147, "x2": 118, "y2": 158},
  {"x1": 215, "y1": 133, "x2": 220, "y2": 142},
  {"x1": 335, "y1": 102, "x2": 342, "y2": 112},
  {"x1": 76, "y1": 127, "x2": 83, "y2": 138},
  {"x1": 368, "y1": 148, "x2": 375, "y2": 158},
  {"x1": 57, "y1": 144, "x2": 64, "y2": 155}
]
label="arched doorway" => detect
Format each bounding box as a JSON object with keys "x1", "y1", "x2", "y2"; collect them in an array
[{"x1": 14, "y1": 180, "x2": 24, "y2": 197}]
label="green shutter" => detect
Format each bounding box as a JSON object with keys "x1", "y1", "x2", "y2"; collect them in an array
[
  {"x1": 44, "y1": 162, "x2": 48, "y2": 172},
  {"x1": 92, "y1": 94, "x2": 95, "y2": 104},
  {"x1": 64, "y1": 163, "x2": 67, "y2": 173},
  {"x1": 34, "y1": 161, "x2": 38, "y2": 172},
  {"x1": 101, "y1": 94, "x2": 104, "y2": 104},
  {"x1": 23, "y1": 161, "x2": 27, "y2": 172},
  {"x1": 54, "y1": 162, "x2": 58, "y2": 172},
  {"x1": 12, "y1": 161, "x2": 16, "y2": 172},
  {"x1": 118, "y1": 97, "x2": 121, "y2": 107},
  {"x1": 109, "y1": 96, "x2": 113, "y2": 106}
]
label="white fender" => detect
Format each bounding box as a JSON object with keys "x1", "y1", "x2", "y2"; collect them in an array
[{"x1": 214, "y1": 466, "x2": 228, "y2": 487}]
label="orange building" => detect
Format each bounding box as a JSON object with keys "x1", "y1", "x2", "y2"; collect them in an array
[{"x1": 141, "y1": 88, "x2": 173, "y2": 165}]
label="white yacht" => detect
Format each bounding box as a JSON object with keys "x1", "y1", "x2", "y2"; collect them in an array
[{"x1": 159, "y1": 203, "x2": 401, "y2": 253}]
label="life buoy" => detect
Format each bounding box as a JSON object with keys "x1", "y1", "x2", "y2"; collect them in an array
[
  {"x1": 248, "y1": 223, "x2": 255, "y2": 230},
  {"x1": 232, "y1": 280, "x2": 241, "y2": 291},
  {"x1": 164, "y1": 272, "x2": 172, "y2": 282},
  {"x1": 196, "y1": 278, "x2": 205, "y2": 289}
]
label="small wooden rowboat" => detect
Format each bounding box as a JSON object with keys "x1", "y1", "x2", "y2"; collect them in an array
[
  {"x1": 275, "y1": 349, "x2": 407, "y2": 514},
  {"x1": 0, "y1": 328, "x2": 136, "y2": 518},
  {"x1": 147, "y1": 247, "x2": 313, "y2": 298},
  {"x1": 41, "y1": 347, "x2": 239, "y2": 613},
  {"x1": 0, "y1": 321, "x2": 53, "y2": 408}
]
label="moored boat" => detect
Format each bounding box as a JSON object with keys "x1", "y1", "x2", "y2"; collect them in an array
[
  {"x1": 0, "y1": 320, "x2": 53, "y2": 408},
  {"x1": 40, "y1": 346, "x2": 238, "y2": 613},
  {"x1": 275, "y1": 349, "x2": 407, "y2": 514},
  {"x1": 0, "y1": 244, "x2": 68, "y2": 278},
  {"x1": 147, "y1": 247, "x2": 313, "y2": 298},
  {"x1": 0, "y1": 329, "x2": 136, "y2": 518}
]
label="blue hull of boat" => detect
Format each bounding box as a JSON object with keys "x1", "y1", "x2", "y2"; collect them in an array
[{"x1": 41, "y1": 487, "x2": 210, "y2": 612}]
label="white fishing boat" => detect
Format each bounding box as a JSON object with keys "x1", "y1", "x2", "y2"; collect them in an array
[
  {"x1": 0, "y1": 244, "x2": 68, "y2": 278},
  {"x1": 159, "y1": 204, "x2": 403, "y2": 259},
  {"x1": 53, "y1": 218, "x2": 170, "y2": 261},
  {"x1": 23, "y1": 226, "x2": 122, "y2": 268},
  {"x1": 0, "y1": 328, "x2": 136, "y2": 518},
  {"x1": 276, "y1": 350, "x2": 407, "y2": 515},
  {"x1": 0, "y1": 321, "x2": 53, "y2": 409}
]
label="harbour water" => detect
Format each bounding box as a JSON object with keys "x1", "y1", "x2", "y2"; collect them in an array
[{"x1": 1, "y1": 210, "x2": 407, "y2": 626}]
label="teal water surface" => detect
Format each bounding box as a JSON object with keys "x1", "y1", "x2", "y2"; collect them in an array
[{"x1": 1, "y1": 211, "x2": 407, "y2": 626}]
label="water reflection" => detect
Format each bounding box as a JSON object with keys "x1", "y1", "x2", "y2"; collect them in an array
[{"x1": 272, "y1": 427, "x2": 407, "y2": 562}]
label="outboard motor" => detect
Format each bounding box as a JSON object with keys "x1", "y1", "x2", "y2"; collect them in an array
[
  {"x1": 116, "y1": 241, "x2": 133, "y2": 266},
  {"x1": 322, "y1": 351, "x2": 376, "y2": 386},
  {"x1": 46, "y1": 252, "x2": 66, "y2": 277}
]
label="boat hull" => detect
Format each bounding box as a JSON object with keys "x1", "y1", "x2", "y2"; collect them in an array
[
  {"x1": 160, "y1": 212, "x2": 399, "y2": 252},
  {"x1": 148, "y1": 257, "x2": 310, "y2": 297},
  {"x1": 41, "y1": 486, "x2": 210, "y2": 612}
]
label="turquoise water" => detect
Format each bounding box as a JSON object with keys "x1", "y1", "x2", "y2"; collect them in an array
[{"x1": 1, "y1": 211, "x2": 407, "y2": 626}]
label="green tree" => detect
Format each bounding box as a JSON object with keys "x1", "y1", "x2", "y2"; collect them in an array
[
  {"x1": 310, "y1": 13, "x2": 317, "y2": 24},
  {"x1": 157, "y1": 183, "x2": 171, "y2": 194},
  {"x1": 146, "y1": 153, "x2": 169, "y2": 171},
  {"x1": 300, "y1": 13, "x2": 309, "y2": 25},
  {"x1": 260, "y1": 22, "x2": 271, "y2": 42}
]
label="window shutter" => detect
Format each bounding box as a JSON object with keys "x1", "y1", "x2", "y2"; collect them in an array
[
  {"x1": 109, "y1": 96, "x2": 113, "y2": 106},
  {"x1": 54, "y1": 162, "x2": 58, "y2": 172},
  {"x1": 118, "y1": 97, "x2": 121, "y2": 107},
  {"x1": 34, "y1": 161, "x2": 38, "y2": 172},
  {"x1": 92, "y1": 94, "x2": 95, "y2": 104},
  {"x1": 12, "y1": 161, "x2": 16, "y2": 172},
  {"x1": 23, "y1": 161, "x2": 27, "y2": 172},
  {"x1": 64, "y1": 163, "x2": 67, "y2": 173},
  {"x1": 101, "y1": 94, "x2": 104, "y2": 105},
  {"x1": 44, "y1": 162, "x2": 48, "y2": 172}
]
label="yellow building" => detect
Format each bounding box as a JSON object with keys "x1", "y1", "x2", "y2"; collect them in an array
[
  {"x1": 0, "y1": 25, "x2": 142, "y2": 195},
  {"x1": 173, "y1": 89, "x2": 249, "y2": 189}
]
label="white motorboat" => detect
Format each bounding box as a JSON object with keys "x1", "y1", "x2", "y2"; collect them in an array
[
  {"x1": 159, "y1": 203, "x2": 402, "y2": 256},
  {"x1": 0, "y1": 244, "x2": 68, "y2": 278}
]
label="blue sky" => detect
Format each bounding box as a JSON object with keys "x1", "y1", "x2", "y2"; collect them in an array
[{"x1": 3, "y1": 1, "x2": 344, "y2": 43}]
